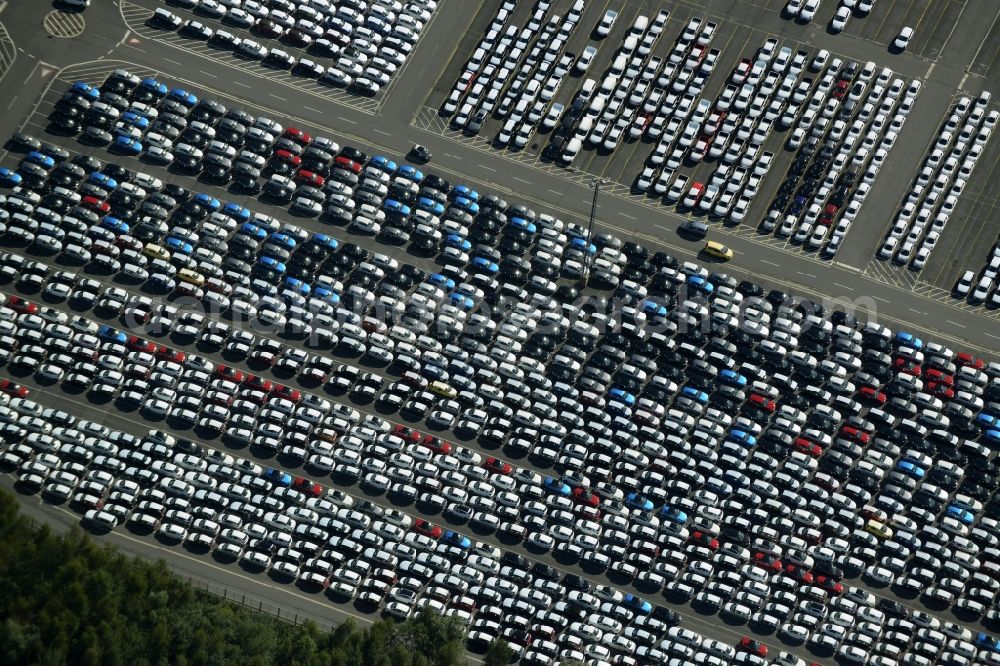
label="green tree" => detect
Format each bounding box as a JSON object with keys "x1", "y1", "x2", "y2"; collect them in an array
[{"x1": 482, "y1": 639, "x2": 514, "y2": 666}]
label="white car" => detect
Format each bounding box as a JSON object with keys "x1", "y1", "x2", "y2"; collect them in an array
[
  {"x1": 894, "y1": 26, "x2": 913, "y2": 50},
  {"x1": 799, "y1": 0, "x2": 820, "y2": 21},
  {"x1": 595, "y1": 9, "x2": 618, "y2": 37},
  {"x1": 831, "y1": 6, "x2": 851, "y2": 32}
]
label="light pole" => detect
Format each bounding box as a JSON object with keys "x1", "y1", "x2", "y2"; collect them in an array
[{"x1": 582, "y1": 178, "x2": 607, "y2": 282}]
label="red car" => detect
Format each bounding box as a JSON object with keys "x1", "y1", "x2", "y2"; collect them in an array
[
  {"x1": 273, "y1": 384, "x2": 302, "y2": 402},
  {"x1": 924, "y1": 368, "x2": 953, "y2": 384},
  {"x1": 283, "y1": 127, "x2": 312, "y2": 145},
  {"x1": 833, "y1": 79, "x2": 849, "y2": 99},
  {"x1": 748, "y1": 393, "x2": 776, "y2": 412},
  {"x1": 571, "y1": 486, "x2": 600, "y2": 508},
  {"x1": 483, "y1": 456, "x2": 512, "y2": 475},
  {"x1": 245, "y1": 374, "x2": 274, "y2": 392},
  {"x1": 815, "y1": 575, "x2": 844, "y2": 595},
  {"x1": 273, "y1": 149, "x2": 301, "y2": 166},
  {"x1": 292, "y1": 477, "x2": 323, "y2": 497},
  {"x1": 753, "y1": 551, "x2": 782, "y2": 572},
  {"x1": 927, "y1": 381, "x2": 955, "y2": 399},
  {"x1": 793, "y1": 438, "x2": 823, "y2": 457},
  {"x1": 7, "y1": 296, "x2": 37, "y2": 314},
  {"x1": 392, "y1": 425, "x2": 421, "y2": 443},
  {"x1": 818, "y1": 203, "x2": 838, "y2": 225},
  {"x1": 839, "y1": 426, "x2": 870, "y2": 444},
  {"x1": 421, "y1": 436, "x2": 451, "y2": 454},
  {"x1": 412, "y1": 518, "x2": 442, "y2": 539},
  {"x1": 739, "y1": 636, "x2": 768, "y2": 657},
  {"x1": 690, "y1": 530, "x2": 719, "y2": 550},
  {"x1": 215, "y1": 364, "x2": 245, "y2": 383},
  {"x1": 334, "y1": 155, "x2": 361, "y2": 173},
  {"x1": 859, "y1": 386, "x2": 887, "y2": 404},
  {"x1": 0, "y1": 379, "x2": 28, "y2": 397},
  {"x1": 156, "y1": 346, "x2": 186, "y2": 364},
  {"x1": 893, "y1": 357, "x2": 921, "y2": 376},
  {"x1": 784, "y1": 564, "x2": 813, "y2": 584},
  {"x1": 127, "y1": 335, "x2": 156, "y2": 353},
  {"x1": 956, "y1": 352, "x2": 985, "y2": 369},
  {"x1": 294, "y1": 169, "x2": 325, "y2": 187},
  {"x1": 82, "y1": 195, "x2": 110, "y2": 213}
]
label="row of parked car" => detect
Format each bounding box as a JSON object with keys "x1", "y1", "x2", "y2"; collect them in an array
[
  {"x1": 878, "y1": 92, "x2": 996, "y2": 273},
  {"x1": 3, "y1": 69, "x2": 1000, "y2": 665},
  {"x1": 148, "y1": 0, "x2": 437, "y2": 95},
  {"x1": 953, "y1": 236, "x2": 1000, "y2": 309}
]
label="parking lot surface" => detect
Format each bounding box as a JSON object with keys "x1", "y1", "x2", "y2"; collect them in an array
[{"x1": 1, "y1": 2, "x2": 1000, "y2": 665}]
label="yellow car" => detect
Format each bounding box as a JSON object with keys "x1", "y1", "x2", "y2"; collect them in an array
[
  {"x1": 143, "y1": 243, "x2": 170, "y2": 260},
  {"x1": 177, "y1": 268, "x2": 206, "y2": 286},
  {"x1": 864, "y1": 519, "x2": 894, "y2": 540},
  {"x1": 703, "y1": 241, "x2": 733, "y2": 261},
  {"x1": 429, "y1": 380, "x2": 457, "y2": 399}
]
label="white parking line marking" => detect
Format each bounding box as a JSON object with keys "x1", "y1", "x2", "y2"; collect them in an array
[
  {"x1": 338, "y1": 116, "x2": 357, "y2": 124},
  {"x1": 947, "y1": 320, "x2": 966, "y2": 328},
  {"x1": 513, "y1": 177, "x2": 531, "y2": 184},
  {"x1": 761, "y1": 259, "x2": 780, "y2": 267},
  {"x1": 618, "y1": 212, "x2": 636, "y2": 220},
  {"x1": 478, "y1": 164, "x2": 496, "y2": 172},
  {"x1": 199, "y1": 70, "x2": 217, "y2": 78},
  {"x1": 163, "y1": 57, "x2": 181, "y2": 67},
  {"x1": 831, "y1": 282, "x2": 854, "y2": 291},
  {"x1": 268, "y1": 93, "x2": 287, "y2": 101},
  {"x1": 372, "y1": 129, "x2": 392, "y2": 136},
  {"x1": 303, "y1": 106, "x2": 321, "y2": 113},
  {"x1": 547, "y1": 188, "x2": 561, "y2": 195}
]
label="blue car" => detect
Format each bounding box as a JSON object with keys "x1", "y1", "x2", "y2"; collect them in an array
[
  {"x1": 975, "y1": 632, "x2": 1000, "y2": 653},
  {"x1": 451, "y1": 196, "x2": 479, "y2": 215},
  {"x1": 397, "y1": 165, "x2": 423, "y2": 182},
  {"x1": 624, "y1": 594, "x2": 652, "y2": 615},
  {"x1": 789, "y1": 195, "x2": 807, "y2": 215},
  {"x1": 727, "y1": 429, "x2": 757, "y2": 447},
  {"x1": 719, "y1": 369, "x2": 747, "y2": 387},
  {"x1": 24, "y1": 151, "x2": 55, "y2": 169},
  {"x1": 222, "y1": 202, "x2": 251, "y2": 221},
  {"x1": 239, "y1": 222, "x2": 268, "y2": 240},
  {"x1": 687, "y1": 275, "x2": 714, "y2": 295},
  {"x1": 427, "y1": 273, "x2": 456, "y2": 291},
  {"x1": 264, "y1": 468, "x2": 292, "y2": 486},
  {"x1": 626, "y1": 493, "x2": 654, "y2": 512},
  {"x1": 383, "y1": 199, "x2": 412, "y2": 216},
  {"x1": 120, "y1": 111, "x2": 150, "y2": 129},
  {"x1": 98, "y1": 325, "x2": 128, "y2": 344},
  {"x1": 946, "y1": 505, "x2": 975, "y2": 524},
  {"x1": 100, "y1": 217, "x2": 129, "y2": 234},
  {"x1": 164, "y1": 236, "x2": 193, "y2": 254},
  {"x1": 268, "y1": 232, "x2": 297, "y2": 250},
  {"x1": 114, "y1": 135, "x2": 143, "y2": 155},
  {"x1": 451, "y1": 184, "x2": 479, "y2": 201},
  {"x1": 471, "y1": 257, "x2": 498, "y2": 274},
  {"x1": 70, "y1": 81, "x2": 100, "y2": 101},
  {"x1": 977, "y1": 413, "x2": 999, "y2": 428},
  {"x1": 543, "y1": 476, "x2": 571, "y2": 497},
  {"x1": 88, "y1": 172, "x2": 118, "y2": 189},
  {"x1": 450, "y1": 292, "x2": 475, "y2": 310},
  {"x1": 509, "y1": 216, "x2": 537, "y2": 234},
  {"x1": 283, "y1": 276, "x2": 311, "y2": 295},
  {"x1": 442, "y1": 530, "x2": 471, "y2": 549},
  {"x1": 310, "y1": 233, "x2": 339, "y2": 250},
  {"x1": 659, "y1": 506, "x2": 688, "y2": 524},
  {"x1": 444, "y1": 234, "x2": 471, "y2": 251},
  {"x1": 0, "y1": 167, "x2": 22, "y2": 187},
  {"x1": 416, "y1": 197, "x2": 445, "y2": 216},
  {"x1": 681, "y1": 386, "x2": 709, "y2": 404},
  {"x1": 257, "y1": 256, "x2": 286, "y2": 273},
  {"x1": 896, "y1": 459, "x2": 925, "y2": 479},
  {"x1": 369, "y1": 155, "x2": 397, "y2": 173},
  {"x1": 313, "y1": 286, "x2": 341, "y2": 304},
  {"x1": 167, "y1": 87, "x2": 198, "y2": 107},
  {"x1": 193, "y1": 193, "x2": 221, "y2": 211},
  {"x1": 985, "y1": 429, "x2": 1000, "y2": 444},
  {"x1": 895, "y1": 331, "x2": 923, "y2": 349},
  {"x1": 569, "y1": 236, "x2": 596, "y2": 254},
  {"x1": 642, "y1": 300, "x2": 668, "y2": 317},
  {"x1": 139, "y1": 78, "x2": 168, "y2": 98},
  {"x1": 608, "y1": 388, "x2": 636, "y2": 405}
]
